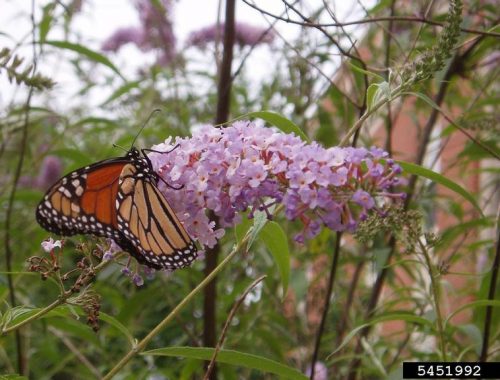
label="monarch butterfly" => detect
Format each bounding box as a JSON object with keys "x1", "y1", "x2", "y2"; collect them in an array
[{"x1": 36, "y1": 147, "x2": 197, "y2": 270}]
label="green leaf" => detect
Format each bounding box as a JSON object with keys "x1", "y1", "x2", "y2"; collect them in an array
[
  {"x1": 368, "y1": 0, "x2": 393, "y2": 14},
  {"x1": 445, "y1": 300, "x2": 500, "y2": 327},
  {"x1": 44, "y1": 40, "x2": 124, "y2": 79},
  {"x1": 456, "y1": 324, "x2": 482, "y2": 356},
  {"x1": 234, "y1": 111, "x2": 310, "y2": 142},
  {"x1": 1, "y1": 305, "x2": 71, "y2": 331},
  {"x1": 260, "y1": 222, "x2": 290, "y2": 296},
  {"x1": 367, "y1": 81, "x2": 390, "y2": 110},
  {"x1": 403, "y1": 91, "x2": 443, "y2": 112},
  {"x1": 14, "y1": 189, "x2": 42, "y2": 203},
  {"x1": 144, "y1": 347, "x2": 307, "y2": 380},
  {"x1": 328, "y1": 313, "x2": 433, "y2": 357},
  {"x1": 347, "y1": 61, "x2": 384, "y2": 81},
  {"x1": 366, "y1": 83, "x2": 378, "y2": 111},
  {"x1": 100, "y1": 80, "x2": 141, "y2": 106},
  {"x1": 440, "y1": 218, "x2": 492, "y2": 248},
  {"x1": 51, "y1": 148, "x2": 91, "y2": 166},
  {"x1": 39, "y1": 3, "x2": 55, "y2": 43},
  {"x1": 396, "y1": 160, "x2": 484, "y2": 216},
  {"x1": 247, "y1": 210, "x2": 268, "y2": 250},
  {"x1": 234, "y1": 214, "x2": 252, "y2": 243},
  {"x1": 99, "y1": 312, "x2": 135, "y2": 347},
  {"x1": 0, "y1": 375, "x2": 29, "y2": 380}
]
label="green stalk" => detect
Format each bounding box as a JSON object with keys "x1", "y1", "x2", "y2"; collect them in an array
[
  {"x1": 419, "y1": 238, "x2": 448, "y2": 361},
  {"x1": 1, "y1": 257, "x2": 113, "y2": 335},
  {"x1": 102, "y1": 239, "x2": 246, "y2": 380},
  {"x1": 339, "y1": 86, "x2": 402, "y2": 147}
]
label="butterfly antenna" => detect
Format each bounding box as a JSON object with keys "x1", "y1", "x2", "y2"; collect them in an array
[
  {"x1": 130, "y1": 108, "x2": 162, "y2": 149},
  {"x1": 113, "y1": 143, "x2": 128, "y2": 153}
]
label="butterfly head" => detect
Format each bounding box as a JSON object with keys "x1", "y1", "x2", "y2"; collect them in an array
[{"x1": 127, "y1": 147, "x2": 141, "y2": 159}]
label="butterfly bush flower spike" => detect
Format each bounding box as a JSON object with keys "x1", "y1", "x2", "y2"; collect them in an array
[{"x1": 149, "y1": 121, "x2": 406, "y2": 247}]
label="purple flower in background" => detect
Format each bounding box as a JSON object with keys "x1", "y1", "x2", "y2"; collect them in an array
[
  {"x1": 187, "y1": 22, "x2": 275, "y2": 48},
  {"x1": 136, "y1": 0, "x2": 176, "y2": 63},
  {"x1": 305, "y1": 362, "x2": 328, "y2": 380},
  {"x1": 35, "y1": 156, "x2": 63, "y2": 190},
  {"x1": 148, "y1": 121, "x2": 405, "y2": 247},
  {"x1": 101, "y1": 27, "x2": 144, "y2": 52},
  {"x1": 20, "y1": 155, "x2": 62, "y2": 191},
  {"x1": 101, "y1": 0, "x2": 176, "y2": 66}
]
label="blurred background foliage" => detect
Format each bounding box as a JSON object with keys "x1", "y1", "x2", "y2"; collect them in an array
[{"x1": 0, "y1": 0, "x2": 499, "y2": 379}]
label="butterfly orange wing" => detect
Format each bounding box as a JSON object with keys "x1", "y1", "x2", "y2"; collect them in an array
[{"x1": 36, "y1": 159, "x2": 128, "y2": 240}]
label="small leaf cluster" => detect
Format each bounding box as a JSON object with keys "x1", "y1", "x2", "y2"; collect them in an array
[{"x1": 0, "y1": 47, "x2": 55, "y2": 90}]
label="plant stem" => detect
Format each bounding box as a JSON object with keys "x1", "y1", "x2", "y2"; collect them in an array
[
  {"x1": 419, "y1": 238, "x2": 447, "y2": 361},
  {"x1": 203, "y1": 3, "x2": 236, "y2": 379},
  {"x1": 2, "y1": 298, "x2": 64, "y2": 336},
  {"x1": 339, "y1": 88, "x2": 402, "y2": 147},
  {"x1": 480, "y1": 208, "x2": 500, "y2": 361},
  {"x1": 310, "y1": 232, "x2": 341, "y2": 380},
  {"x1": 102, "y1": 241, "x2": 243, "y2": 380},
  {"x1": 203, "y1": 275, "x2": 266, "y2": 380},
  {"x1": 1, "y1": 258, "x2": 112, "y2": 335}
]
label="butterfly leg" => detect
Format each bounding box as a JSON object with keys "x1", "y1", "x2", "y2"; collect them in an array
[
  {"x1": 142, "y1": 147, "x2": 184, "y2": 190},
  {"x1": 142, "y1": 143, "x2": 180, "y2": 156}
]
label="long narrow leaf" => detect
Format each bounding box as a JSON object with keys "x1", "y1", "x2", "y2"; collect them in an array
[
  {"x1": 327, "y1": 313, "x2": 434, "y2": 358},
  {"x1": 233, "y1": 111, "x2": 310, "y2": 142},
  {"x1": 247, "y1": 210, "x2": 268, "y2": 250},
  {"x1": 99, "y1": 312, "x2": 135, "y2": 347},
  {"x1": 44, "y1": 40, "x2": 124, "y2": 79},
  {"x1": 445, "y1": 300, "x2": 500, "y2": 327},
  {"x1": 100, "y1": 81, "x2": 141, "y2": 106},
  {"x1": 260, "y1": 221, "x2": 290, "y2": 296},
  {"x1": 144, "y1": 347, "x2": 307, "y2": 380},
  {"x1": 397, "y1": 160, "x2": 483, "y2": 216}
]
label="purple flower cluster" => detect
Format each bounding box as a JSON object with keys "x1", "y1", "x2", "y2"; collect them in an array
[
  {"x1": 187, "y1": 22, "x2": 275, "y2": 48},
  {"x1": 20, "y1": 155, "x2": 62, "y2": 191},
  {"x1": 101, "y1": 0, "x2": 176, "y2": 66},
  {"x1": 148, "y1": 121, "x2": 406, "y2": 247}
]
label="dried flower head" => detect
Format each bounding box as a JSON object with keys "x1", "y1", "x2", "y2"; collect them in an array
[
  {"x1": 68, "y1": 289, "x2": 102, "y2": 332},
  {"x1": 355, "y1": 208, "x2": 422, "y2": 253}
]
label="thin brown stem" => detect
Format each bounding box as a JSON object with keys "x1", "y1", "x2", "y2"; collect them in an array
[
  {"x1": 204, "y1": 275, "x2": 266, "y2": 380},
  {"x1": 336, "y1": 254, "x2": 367, "y2": 345},
  {"x1": 48, "y1": 327, "x2": 102, "y2": 379},
  {"x1": 310, "y1": 232, "x2": 342, "y2": 380},
  {"x1": 3, "y1": 1, "x2": 39, "y2": 374},
  {"x1": 280, "y1": 0, "x2": 369, "y2": 110},
  {"x1": 384, "y1": 0, "x2": 396, "y2": 154},
  {"x1": 203, "y1": 2, "x2": 236, "y2": 379},
  {"x1": 240, "y1": 1, "x2": 500, "y2": 37}
]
